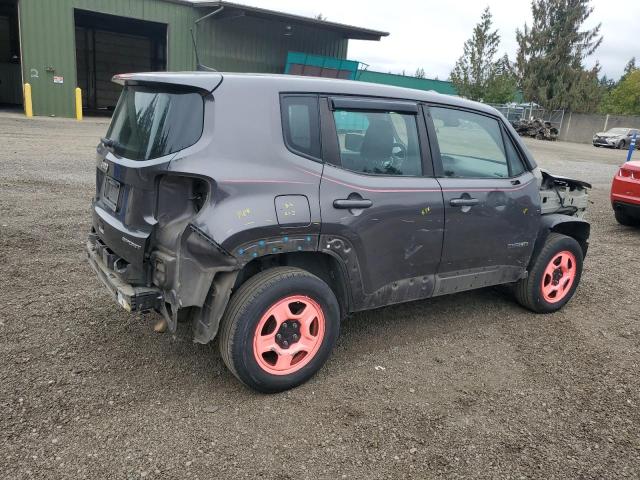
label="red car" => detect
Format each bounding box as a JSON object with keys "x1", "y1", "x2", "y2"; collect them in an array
[{"x1": 612, "y1": 160, "x2": 640, "y2": 226}]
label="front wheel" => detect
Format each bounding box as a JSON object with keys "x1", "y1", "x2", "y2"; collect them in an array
[
  {"x1": 514, "y1": 233, "x2": 584, "y2": 313},
  {"x1": 219, "y1": 267, "x2": 340, "y2": 393},
  {"x1": 618, "y1": 140, "x2": 626, "y2": 149}
]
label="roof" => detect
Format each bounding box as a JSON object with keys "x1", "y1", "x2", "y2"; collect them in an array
[
  {"x1": 181, "y1": 1, "x2": 389, "y2": 41},
  {"x1": 113, "y1": 72, "x2": 496, "y2": 116}
]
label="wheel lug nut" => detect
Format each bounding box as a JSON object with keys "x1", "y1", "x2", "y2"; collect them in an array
[
  {"x1": 282, "y1": 323, "x2": 287, "y2": 329},
  {"x1": 283, "y1": 340, "x2": 289, "y2": 347},
  {"x1": 276, "y1": 333, "x2": 282, "y2": 339},
  {"x1": 292, "y1": 334, "x2": 298, "y2": 340}
]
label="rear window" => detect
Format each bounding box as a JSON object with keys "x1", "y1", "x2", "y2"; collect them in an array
[{"x1": 105, "y1": 85, "x2": 204, "y2": 161}]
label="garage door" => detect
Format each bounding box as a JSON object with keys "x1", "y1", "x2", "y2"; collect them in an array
[{"x1": 75, "y1": 10, "x2": 166, "y2": 112}]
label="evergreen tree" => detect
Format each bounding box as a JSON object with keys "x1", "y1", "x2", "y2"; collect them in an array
[
  {"x1": 415, "y1": 67, "x2": 426, "y2": 79},
  {"x1": 515, "y1": 0, "x2": 603, "y2": 111},
  {"x1": 450, "y1": 7, "x2": 500, "y2": 101},
  {"x1": 484, "y1": 54, "x2": 518, "y2": 103},
  {"x1": 619, "y1": 57, "x2": 637, "y2": 83}
]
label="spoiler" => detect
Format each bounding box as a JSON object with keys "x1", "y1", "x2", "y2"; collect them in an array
[{"x1": 112, "y1": 72, "x2": 223, "y2": 93}]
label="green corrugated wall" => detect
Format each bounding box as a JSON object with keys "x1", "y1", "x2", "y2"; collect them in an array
[
  {"x1": 19, "y1": 0, "x2": 195, "y2": 117},
  {"x1": 17, "y1": 0, "x2": 349, "y2": 117},
  {"x1": 197, "y1": 16, "x2": 347, "y2": 73}
]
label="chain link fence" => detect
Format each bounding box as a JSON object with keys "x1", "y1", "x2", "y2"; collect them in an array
[{"x1": 487, "y1": 103, "x2": 565, "y2": 130}]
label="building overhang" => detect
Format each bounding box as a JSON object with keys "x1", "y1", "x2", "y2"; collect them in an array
[{"x1": 185, "y1": 1, "x2": 389, "y2": 41}]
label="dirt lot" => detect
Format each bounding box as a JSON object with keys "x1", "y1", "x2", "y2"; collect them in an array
[{"x1": 1, "y1": 113, "x2": 639, "y2": 479}]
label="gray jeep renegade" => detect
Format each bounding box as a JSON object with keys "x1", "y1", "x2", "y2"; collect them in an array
[{"x1": 87, "y1": 72, "x2": 591, "y2": 392}]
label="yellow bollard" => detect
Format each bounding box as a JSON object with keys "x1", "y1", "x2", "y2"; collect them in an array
[
  {"x1": 75, "y1": 87, "x2": 83, "y2": 121},
  {"x1": 23, "y1": 83, "x2": 33, "y2": 117}
]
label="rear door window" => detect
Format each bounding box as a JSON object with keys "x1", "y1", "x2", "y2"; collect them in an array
[
  {"x1": 106, "y1": 85, "x2": 204, "y2": 161},
  {"x1": 430, "y1": 107, "x2": 525, "y2": 178},
  {"x1": 332, "y1": 109, "x2": 422, "y2": 176}
]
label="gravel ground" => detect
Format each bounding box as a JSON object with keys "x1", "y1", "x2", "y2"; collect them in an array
[{"x1": 1, "y1": 113, "x2": 639, "y2": 479}]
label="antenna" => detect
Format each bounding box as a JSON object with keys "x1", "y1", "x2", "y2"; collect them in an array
[{"x1": 191, "y1": 6, "x2": 225, "y2": 72}]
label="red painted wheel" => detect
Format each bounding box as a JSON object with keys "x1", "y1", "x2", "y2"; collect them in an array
[
  {"x1": 219, "y1": 267, "x2": 340, "y2": 393},
  {"x1": 253, "y1": 295, "x2": 325, "y2": 375},
  {"x1": 514, "y1": 233, "x2": 584, "y2": 313},
  {"x1": 540, "y1": 250, "x2": 577, "y2": 303}
]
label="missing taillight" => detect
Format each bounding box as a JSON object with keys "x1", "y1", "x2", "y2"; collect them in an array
[
  {"x1": 156, "y1": 176, "x2": 210, "y2": 224},
  {"x1": 191, "y1": 179, "x2": 208, "y2": 213}
]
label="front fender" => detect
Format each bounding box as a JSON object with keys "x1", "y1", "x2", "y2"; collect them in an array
[{"x1": 535, "y1": 214, "x2": 591, "y2": 261}]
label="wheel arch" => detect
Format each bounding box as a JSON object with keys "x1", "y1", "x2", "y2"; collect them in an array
[
  {"x1": 233, "y1": 251, "x2": 352, "y2": 318},
  {"x1": 535, "y1": 214, "x2": 590, "y2": 262}
]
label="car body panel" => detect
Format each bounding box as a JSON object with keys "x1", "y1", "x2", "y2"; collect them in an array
[
  {"x1": 611, "y1": 161, "x2": 640, "y2": 206},
  {"x1": 434, "y1": 172, "x2": 539, "y2": 293}
]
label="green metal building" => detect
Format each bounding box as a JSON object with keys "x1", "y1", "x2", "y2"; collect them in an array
[
  {"x1": 357, "y1": 70, "x2": 457, "y2": 96},
  {"x1": 0, "y1": 0, "x2": 386, "y2": 117}
]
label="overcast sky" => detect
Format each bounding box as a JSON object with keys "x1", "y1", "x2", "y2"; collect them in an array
[{"x1": 217, "y1": 0, "x2": 637, "y2": 81}]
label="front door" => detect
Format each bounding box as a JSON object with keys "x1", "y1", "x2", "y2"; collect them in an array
[
  {"x1": 318, "y1": 97, "x2": 444, "y2": 310},
  {"x1": 425, "y1": 105, "x2": 539, "y2": 295}
]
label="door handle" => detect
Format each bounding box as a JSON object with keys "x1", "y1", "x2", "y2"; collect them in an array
[
  {"x1": 333, "y1": 198, "x2": 373, "y2": 209},
  {"x1": 510, "y1": 179, "x2": 521, "y2": 185},
  {"x1": 450, "y1": 197, "x2": 479, "y2": 207}
]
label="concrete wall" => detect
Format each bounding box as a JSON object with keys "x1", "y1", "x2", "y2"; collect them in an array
[{"x1": 559, "y1": 112, "x2": 640, "y2": 144}]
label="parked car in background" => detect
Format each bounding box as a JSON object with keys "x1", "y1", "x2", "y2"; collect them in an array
[
  {"x1": 87, "y1": 72, "x2": 592, "y2": 392},
  {"x1": 593, "y1": 128, "x2": 639, "y2": 149},
  {"x1": 611, "y1": 160, "x2": 640, "y2": 226}
]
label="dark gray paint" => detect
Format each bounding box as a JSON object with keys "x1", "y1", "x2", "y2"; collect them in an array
[{"x1": 86, "y1": 72, "x2": 588, "y2": 344}]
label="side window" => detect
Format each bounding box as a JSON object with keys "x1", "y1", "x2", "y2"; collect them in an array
[
  {"x1": 430, "y1": 107, "x2": 525, "y2": 178},
  {"x1": 503, "y1": 133, "x2": 526, "y2": 176},
  {"x1": 332, "y1": 109, "x2": 422, "y2": 176},
  {"x1": 281, "y1": 96, "x2": 321, "y2": 159}
]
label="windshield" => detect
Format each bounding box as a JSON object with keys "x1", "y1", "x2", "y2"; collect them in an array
[
  {"x1": 607, "y1": 128, "x2": 629, "y2": 135},
  {"x1": 105, "y1": 85, "x2": 204, "y2": 160}
]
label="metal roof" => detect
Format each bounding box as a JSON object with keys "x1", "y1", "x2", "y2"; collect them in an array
[{"x1": 179, "y1": 1, "x2": 389, "y2": 40}]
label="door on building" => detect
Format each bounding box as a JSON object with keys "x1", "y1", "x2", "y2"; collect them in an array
[
  {"x1": 74, "y1": 10, "x2": 167, "y2": 114},
  {"x1": 0, "y1": 0, "x2": 22, "y2": 109}
]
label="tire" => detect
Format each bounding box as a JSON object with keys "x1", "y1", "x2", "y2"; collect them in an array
[
  {"x1": 614, "y1": 208, "x2": 638, "y2": 226},
  {"x1": 515, "y1": 233, "x2": 583, "y2": 313},
  {"x1": 219, "y1": 267, "x2": 340, "y2": 393},
  {"x1": 619, "y1": 140, "x2": 626, "y2": 150}
]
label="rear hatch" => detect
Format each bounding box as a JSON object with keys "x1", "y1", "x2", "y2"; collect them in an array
[{"x1": 92, "y1": 78, "x2": 211, "y2": 283}]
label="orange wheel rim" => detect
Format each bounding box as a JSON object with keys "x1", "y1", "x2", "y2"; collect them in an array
[
  {"x1": 541, "y1": 250, "x2": 577, "y2": 303},
  {"x1": 253, "y1": 295, "x2": 325, "y2": 375}
]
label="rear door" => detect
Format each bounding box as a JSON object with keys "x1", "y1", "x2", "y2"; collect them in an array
[
  {"x1": 318, "y1": 97, "x2": 444, "y2": 309},
  {"x1": 425, "y1": 106, "x2": 539, "y2": 295}
]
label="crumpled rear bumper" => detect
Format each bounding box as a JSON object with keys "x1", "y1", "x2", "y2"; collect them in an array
[{"x1": 86, "y1": 234, "x2": 163, "y2": 312}]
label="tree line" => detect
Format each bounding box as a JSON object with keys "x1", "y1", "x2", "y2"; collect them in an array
[{"x1": 444, "y1": 1, "x2": 639, "y2": 115}]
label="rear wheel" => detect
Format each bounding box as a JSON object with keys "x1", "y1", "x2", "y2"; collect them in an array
[
  {"x1": 219, "y1": 267, "x2": 340, "y2": 393},
  {"x1": 515, "y1": 233, "x2": 583, "y2": 313}
]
